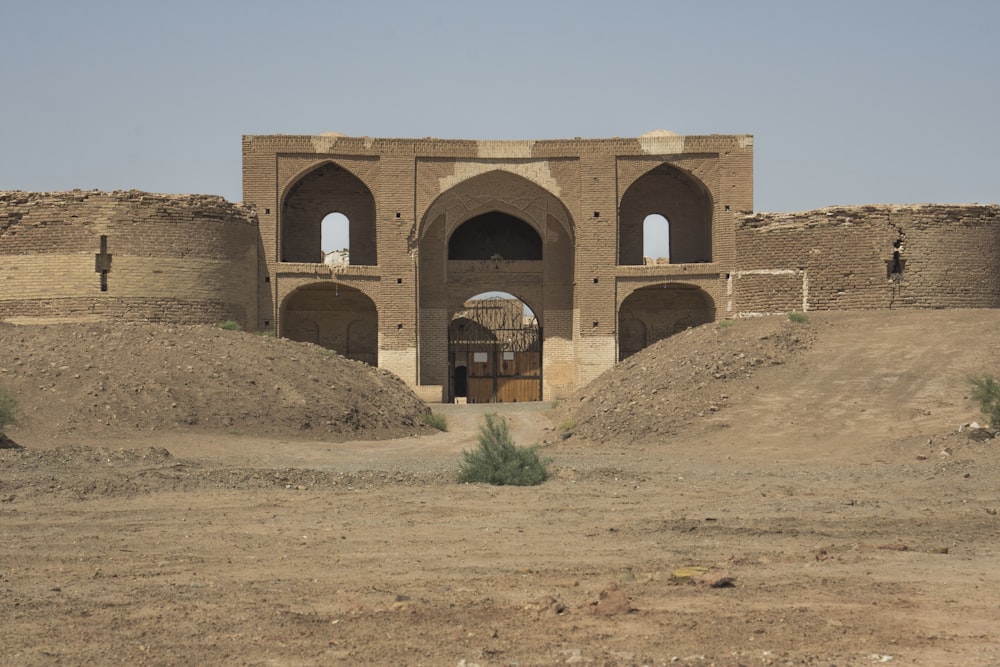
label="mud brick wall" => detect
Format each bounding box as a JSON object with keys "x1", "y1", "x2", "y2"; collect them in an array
[
  {"x1": 0, "y1": 191, "x2": 259, "y2": 326},
  {"x1": 734, "y1": 205, "x2": 1000, "y2": 313}
]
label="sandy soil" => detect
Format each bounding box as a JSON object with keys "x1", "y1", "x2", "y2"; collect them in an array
[{"x1": 2, "y1": 310, "x2": 1000, "y2": 666}]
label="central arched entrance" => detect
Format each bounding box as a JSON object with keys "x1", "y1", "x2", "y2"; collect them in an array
[
  {"x1": 449, "y1": 293, "x2": 541, "y2": 403},
  {"x1": 417, "y1": 169, "x2": 576, "y2": 401}
]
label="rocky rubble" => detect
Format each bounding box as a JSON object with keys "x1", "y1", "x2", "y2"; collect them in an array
[
  {"x1": 563, "y1": 315, "x2": 814, "y2": 444},
  {"x1": 0, "y1": 321, "x2": 431, "y2": 442}
]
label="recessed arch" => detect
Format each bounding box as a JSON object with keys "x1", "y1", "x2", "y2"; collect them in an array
[
  {"x1": 617, "y1": 283, "x2": 715, "y2": 360},
  {"x1": 281, "y1": 161, "x2": 376, "y2": 265},
  {"x1": 619, "y1": 163, "x2": 713, "y2": 265},
  {"x1": 420, "y1": 169, "x2": 574, "y2": 244},
  {"x1": 280, "y1": 282, "x2": 378, "y2": 365}
]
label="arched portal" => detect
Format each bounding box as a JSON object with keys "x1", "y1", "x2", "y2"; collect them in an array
[
  {"x1": 281, "y1": 283, "x2": 378, "y2": 365},
  {"x1": 417, "y1": 170, "x2": 575, "y2": 399},
  {"x1": 618, "y1": 284, "x2": 715, "y2": 360},
  {"x1": 619, "y1": 164, "x2": 713, "y2": 265},
  {"x1": 281, "y1": 162, "x2": 376, "y2": 265},
  {"x1": 449, "y1": 293, "x2": 541, "y2": 403}
]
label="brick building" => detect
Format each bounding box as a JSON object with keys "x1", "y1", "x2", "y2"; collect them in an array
[
  {"x1": 3, "y1": 132, "x2": 998, "y2": 403},
  {"x1": 242, "y1": 131, "x2": 754, "y2": 401}
]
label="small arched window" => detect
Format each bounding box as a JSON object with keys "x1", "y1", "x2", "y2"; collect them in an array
[
  {"x1": 643, "y1": 213, "x2": 670, "y2": 263},
  {"x1": 321, "y1": 212, "x2": 350, "y2": 265}
]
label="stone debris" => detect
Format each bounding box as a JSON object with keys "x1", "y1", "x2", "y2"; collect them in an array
[{"x1": 590, "y1": 584, "x2": 633, "y2": 615}]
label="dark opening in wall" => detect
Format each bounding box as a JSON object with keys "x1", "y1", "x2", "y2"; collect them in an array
[
  {"x1": 95, "y1": 235, "x2": 112, "y2": 292},
  {"x1": 448, "y1": 212, "x2": 542, "y2": 260},
  {"x1": 618, "y1": 163, "x2": 713, "y2": 265},
  {"x1": 887, "y1": 253, "x2": 906, "y2": 279},
  {"x1": 887, "y1": 231, "x2": 906, "y2": 280}
]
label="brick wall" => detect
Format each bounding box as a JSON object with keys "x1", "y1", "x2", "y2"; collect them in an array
[
  {"x1": 0, "y1": 190, "x2": 259, "y2": 326},
  {"x1": 10, "y1": 144, "x2": 995, "y2": 402},
  {"x1": 734, "y1": 205, "x2": 1000, "y2": 313}
]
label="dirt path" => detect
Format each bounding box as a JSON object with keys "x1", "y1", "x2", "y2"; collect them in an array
[{"x1": 3, "y1": 311, "x2": 1000, "y2": 666}]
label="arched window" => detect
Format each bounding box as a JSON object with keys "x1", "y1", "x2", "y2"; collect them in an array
[
  {"x1": 643, "y1": 213, "x2": 670, "y2": 263},
  {"x1": 321, "y1": 212, "x2": 350, "y2": 265}
]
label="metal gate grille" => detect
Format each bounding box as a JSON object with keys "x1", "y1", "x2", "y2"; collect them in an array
[{"x1": 449, "y1": 297, "x2": 541, "y2": 403}]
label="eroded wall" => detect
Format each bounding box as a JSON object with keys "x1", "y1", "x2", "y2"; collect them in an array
[
  {"x1": 0, "y1": 190, "x2": 259, "y2": 325},
  {"x1": 734, "y1": 205, "x2": 1000, "y2": 313}
]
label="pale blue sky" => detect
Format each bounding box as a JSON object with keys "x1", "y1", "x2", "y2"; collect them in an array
[{"x1": 2, "y1": 0, "x2": 997, "y2": 212}]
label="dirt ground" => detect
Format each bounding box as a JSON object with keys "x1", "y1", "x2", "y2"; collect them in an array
[{"x1": 2, "y1": 310, "x2": 1000, "y2": 666}]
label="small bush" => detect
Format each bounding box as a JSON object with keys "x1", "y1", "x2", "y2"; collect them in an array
[
  {"x1": 716, "y1": 320, "x2": 735, "y2": 330},
  {"x1": 788, "y1": 311, "x2": 809, "y2": 324},
  {"x1": 422, "y1": 411, "x2": 448, "y2": 431},
  {"x1": 0, "y1": 388, "x2": 17, "y2": 436},
  {"x1": 254, "y1": 329, "x2": 275, "y2": 337},
  {"x1": 458, "y1": 413, "x2": 550, "y2": 486},
  {"x1": 218, "y1": 320, "x2": 243, "y2": 331},
  {"x1": 558, "y1": 419, "x2": 576, "y2": 431},
  {"x1": 969, "y1": 375, "x2": 1000, "y2": 427}
]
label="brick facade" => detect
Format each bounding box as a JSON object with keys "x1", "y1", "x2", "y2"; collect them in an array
[
  {"x1": 3, "y1": 133, "x2": 997, "y2": 402},
  {"x1": 242, "y1": 132, "x2": 753, "y2": 400}
]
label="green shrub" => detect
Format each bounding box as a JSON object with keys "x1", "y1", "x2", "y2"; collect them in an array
[
  {"x1": 969, "y1": 375, "x2": 1000, "y2": 427},
  {"x1": 254, "y1": 329, "x2": 275, "y2": 337},
  {"x1": 0, "y1": 388, "x2": 17, "y2": 436},
  {"x1": 218, "y1": 320, "x2": 243, "y2": 331},
  {"x1": 716, "y1": 320, "x2": 735, "y2": 330},
  {"x1": 458, "y1": 413, "x2": 550, "y2": 486},
  {"x1": 788, "y1": 311, "x2": 809, "y2": 324},
  {"x1": 422, "y1": 411, "x2": 448, "y2": 431},
  {"x1": 558, "y1": 419, "x2": 576, "y2": 431}
]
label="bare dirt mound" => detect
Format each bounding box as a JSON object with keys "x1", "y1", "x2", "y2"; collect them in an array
[
  {"x1": 564, "y1": 315, "x2": 815, "y2": 444},
  {"x1": 0, "y1": 321, "x2": 431, "y2": 443},
  {"x1": 564, "y1": 309, "x2": 1000, "y2": 454}
]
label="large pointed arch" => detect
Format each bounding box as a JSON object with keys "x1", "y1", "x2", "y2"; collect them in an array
[
  {"x1": 420, "y1": 169, "x2": 574, "y2": 245},
  {"x1": 618, "y1": 163, "x2": 713, "y2": 265},
  {"x1": 280, "y1": 161, "x2": 377, "y2": 265},
  {"x1": 416, "y1": 170, "x2": 575, "y2": 398}
]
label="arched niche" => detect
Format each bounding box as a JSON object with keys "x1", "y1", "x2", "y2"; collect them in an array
[
  {"x1": 617, "y1": 283, "x2": 715, "y2": 360},
  {"x1": 281, "y1": 162, "x2": 376, "y2": 265},
  {"x1": 619, "y1": 164, "x2": 713, "y2": 265},
  {"x1": 280, "y1": 282, "x2": 378, "y2": 365}
]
